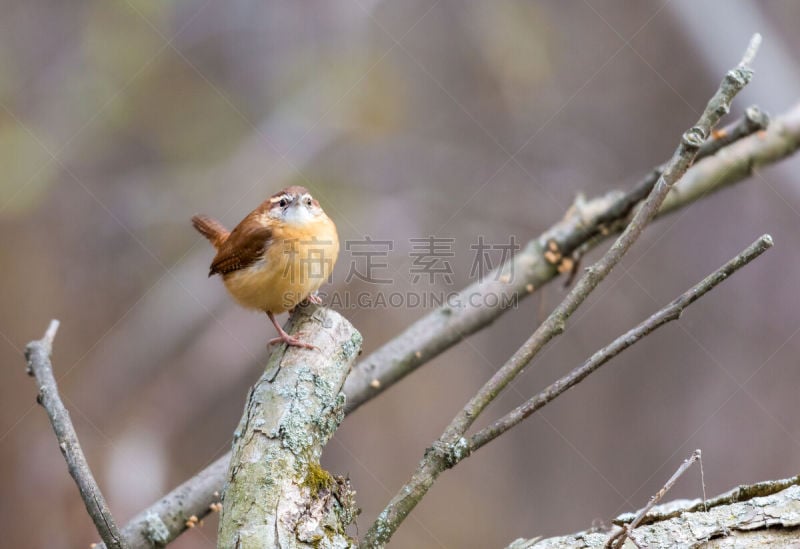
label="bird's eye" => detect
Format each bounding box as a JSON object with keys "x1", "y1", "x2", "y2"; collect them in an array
[
  {"x1": 279, "y1": 198, "x2": 288, "y2": 207},
  {"x1": 305, "y1": 197, "x2": 313, "y2": 207}
]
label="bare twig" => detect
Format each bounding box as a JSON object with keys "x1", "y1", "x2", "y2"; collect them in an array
[
  {"x1": 469, "y1": 235, "x2": 773, "y2": 452},
  {"x1": 606, "y1": 450, "x2": 703, "y2": 549},
  {"x1": 361, "y1": 34, "x2": 760, "y2": 548},
  {"x1": 558, "y1": 104, "x2": 769, "y2": 269},
  {"x1": 738, "y1": 32, "x2": 762, "y2": 68},
  {"x1": 703, "y1": 105, "x2": 769, "y2": 155},
  {"x1": 24, "y1": 320, "x2": 125, "y2": 549},
  {"x1": 558, "y1": 105, "x2": 768, "y2": 287}
]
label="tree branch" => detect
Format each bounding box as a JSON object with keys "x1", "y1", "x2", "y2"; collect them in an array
[
  {"x1": 95, "y1": 455, "x2": 226, "y2": 549},
  {"x1": 508, "y1": 477, "x2": 800, "y2": 548},
  {"x1": 468, "y1": 235, "x2": 773, "y2": 453},
  {"x1": 24, "y1": 320, "x2": 125, "y2": 549},
  {"x1": 217, "y1": 304, "x2": 362, "y2": 548},
  {"x1": 361, "y1": 33, "x2": 760, "y2": 548},
  {"x1": 614, "y1": 474, "x2": 800, "y2": 528}
]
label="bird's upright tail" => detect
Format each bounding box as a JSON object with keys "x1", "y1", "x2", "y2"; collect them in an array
[{"x1": 191, "y1": 214, "x2": 230, "y2": 249}]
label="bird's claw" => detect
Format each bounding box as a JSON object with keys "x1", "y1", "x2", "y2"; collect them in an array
[{"x1": 268, "y1": 332, "x2": 318, "y2": 350}]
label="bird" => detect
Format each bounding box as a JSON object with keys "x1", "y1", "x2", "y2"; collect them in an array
[{"x1": 191, "y1": 186, "x2": 339, "y2": 349}]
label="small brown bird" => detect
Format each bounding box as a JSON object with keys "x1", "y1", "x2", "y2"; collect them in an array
[{"x1": 192, "y1": 186, "x2": 339, "y2": 349}]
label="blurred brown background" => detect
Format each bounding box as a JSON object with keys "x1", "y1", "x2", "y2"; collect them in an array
[{"x1": 2, "y1": 1, "x2": 800, "y2": 547}]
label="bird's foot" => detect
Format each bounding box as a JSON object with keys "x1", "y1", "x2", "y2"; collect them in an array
[
  {"x1": 266, "y1": 310, "x2": 318, "y2": 350},
  {"x1": 268, "y1": 331, "x2": 317, "y2": 350}
]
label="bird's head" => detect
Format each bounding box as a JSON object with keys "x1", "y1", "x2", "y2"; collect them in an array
[{"x1": 266, "y1": 186, "x2": 326, "y2": 226}]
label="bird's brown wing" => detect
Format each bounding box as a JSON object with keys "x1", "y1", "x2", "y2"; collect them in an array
[{"x1": 209, "y1": 223, "x2": 272, "y2": 276}]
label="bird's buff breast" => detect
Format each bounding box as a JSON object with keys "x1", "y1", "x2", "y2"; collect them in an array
[{"x1": 223, "y1": 218, "x2": 339, "y2": 313}]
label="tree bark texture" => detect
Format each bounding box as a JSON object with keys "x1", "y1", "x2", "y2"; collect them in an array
[
  {"x1": 509, "y1": 481, "x2": 800, "y2": 549},
  {"x1": 217, "y1": 304, "x2": 362, "y2": 549}
]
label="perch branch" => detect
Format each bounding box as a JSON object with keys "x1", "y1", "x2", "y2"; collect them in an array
[
  {"x1": 94, "y1": 306, "x2": 361, "y2": 549},
  {"x1": 24, "y1": 320, "x2": 125, "y2": 549},
  {"x1": 361, "y1": 34, "x2": 760, "y2": 548},
  {"x1": 217, "y1": 304, "x2": 362, "y2": 548},
  {"x1": 469, "y1": 235, "x2": 773, "y2": 452}
]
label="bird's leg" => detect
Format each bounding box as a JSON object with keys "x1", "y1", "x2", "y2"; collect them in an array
[{"x1": 266, "y1": 311, "x2": 316, "y2": 350}]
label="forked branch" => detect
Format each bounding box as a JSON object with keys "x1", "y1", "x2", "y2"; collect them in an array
[{"x1": 469, "y1": 235, "x2": 773, "y2": 453}]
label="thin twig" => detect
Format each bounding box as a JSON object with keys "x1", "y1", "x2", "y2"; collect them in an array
[
  {"x1": 700, "y1": 452, "x2": 707, "y2": 512},
  {"x1": 606, "y1": 450, "x2": 703, "y2": 549},
  {"x1": 703, "y1": 105, "x2": 769, "y2": 156},
  {"x1": 738, "y1": 32, "x2": 762, "y2": 69},
  {"x1": 559, "y1": 104, "x2": 769, "y2": 264},
  {"x1": 469, "y1": 235, "x2": 773, "y2": 452},
  {"x1": 25, "y1": 320, "x2": 125, "y2": 549},
  {"x1": 361, "y1": 33, "x2": 761, "y2": 549},
  {"x1": 560, "y1": 105, "x2": 769, "y2": 287}
]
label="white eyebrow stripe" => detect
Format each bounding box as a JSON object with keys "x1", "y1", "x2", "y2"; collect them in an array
[{"x1": 269, "y1": 194, "x2": 291, "y2": 204}]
